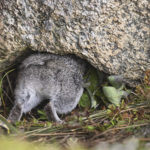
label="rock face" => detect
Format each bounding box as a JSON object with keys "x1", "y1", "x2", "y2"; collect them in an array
[{"x1": 0, "y1": 0, "x2": 150, "y2": 86}]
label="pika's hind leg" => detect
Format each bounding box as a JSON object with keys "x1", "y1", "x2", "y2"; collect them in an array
[{"x1": 44, "y1": 101, "x2": 62, "y2": 123}]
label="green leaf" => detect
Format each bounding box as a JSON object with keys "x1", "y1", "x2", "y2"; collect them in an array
[
  {"x1": 37, "y1": 110, "x2": 46, "y2": 116},
  {"x1": 103, "y1": 86, "x2": 124, "y2": 106},
  {"x1": 79, "y1": 92, "x2": 90, "y2": 108},
  {"x1": 85, "y1": 125, "x2": 95, "y2": 131},
  {"x1": 86, "y1": 68, "x2": 99, "y2": 92},
  {"x1": 37, "y1": 110, "x2": 47, "y2": 120},
  {"x1": 82, "y1": 68, "x2": 101, "y2": 108}
]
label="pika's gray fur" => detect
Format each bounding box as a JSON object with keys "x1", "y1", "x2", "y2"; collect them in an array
[{"x1": 8, "y1": 53, "x2": 86, "y2": 123}]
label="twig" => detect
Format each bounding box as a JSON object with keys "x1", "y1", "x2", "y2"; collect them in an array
[
  {"x1": 111, "y1": 105, "x2": 149, "y2": 121},
  {"x1": 26, "y1": 131, "x2": 86, "y2": 137},
  {"x1": 24, "y1": 126, "x2": 54, "y2": 134},
  {"x1": 91, "y1": 122, "x2": 150, "y2": 140},
  {"x1": 21, "y1": 131, "x2": 86, "y2": 140},
  {"x1": 120, "y1": 105, "x2": 149, "y2": 114}
]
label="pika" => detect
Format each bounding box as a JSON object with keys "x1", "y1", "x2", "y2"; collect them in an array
[{"x1": 8, "y1": 53, "x2": 86, "y2": 123}]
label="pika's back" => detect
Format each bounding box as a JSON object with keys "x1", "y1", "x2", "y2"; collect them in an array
[
  {"x1": 16, "y1": 53, "x2": 87, "y2": 98},
  {"x1": 20, "y1": 53, "x2": 86, "y2": 73}
]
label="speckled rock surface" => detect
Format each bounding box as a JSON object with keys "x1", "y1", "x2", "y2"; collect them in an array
[{"x1": 0, "y1": 0, "x2": 150, "y2": 86}]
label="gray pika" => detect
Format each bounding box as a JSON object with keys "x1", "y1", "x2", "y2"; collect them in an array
[{"x1": 8, "y1": 53, "x2": 86, "y2": 123}]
